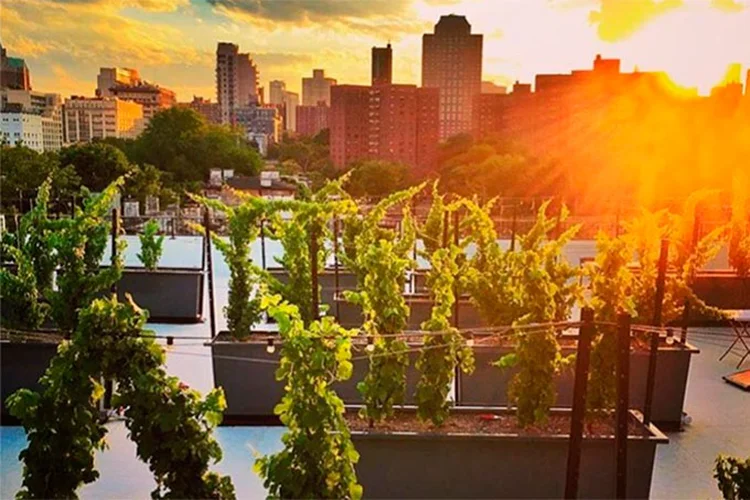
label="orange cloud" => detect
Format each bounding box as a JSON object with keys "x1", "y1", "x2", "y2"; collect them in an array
[{"x1": 589, "y1": 0, "x2": 683, "y2": 41}]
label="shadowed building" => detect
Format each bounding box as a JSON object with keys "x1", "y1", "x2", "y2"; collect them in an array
[
  {"x1": 422, "y1": 15, "x2": 483, "y2": 140},
  {"x1": 372, "y1": 43, "x2": 393, "y2": 86}
]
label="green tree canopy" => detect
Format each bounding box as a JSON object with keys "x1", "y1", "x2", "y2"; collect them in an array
[
  {"x1": 344, "y1": 160, "x2": 413, "y2": 200},
  {"x1": 59, "y1": 142, "x2": 132, "y2": 193},
  {"x1": 135, "y1": 107, "x2": 262, "y2": 189}
]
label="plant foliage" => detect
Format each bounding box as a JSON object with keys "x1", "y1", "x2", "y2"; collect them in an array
[
  {"x1": 729, "y1": 172, "x2": 750, "y2": 277},
  {"x1": 715, "y1": 454, "x2": 750, "y2": 500},
  {"x1": 48, "y1": 178, "x2": 126, "y2": 333},
  {"x1": 255, "y1": 295, "x2": 362, "y2": 499},
  {"x1": 7, "y1": 296, "x2": 234, "y2": 499},
  {"x1": 137, "y1": 219, "x2": 165, "y2": 270},
  {"x1": 342, "y1": 184, "x2": 423, "y2": 426}
]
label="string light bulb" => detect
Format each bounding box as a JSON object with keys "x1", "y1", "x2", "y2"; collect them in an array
[
  {"x1": 266, "y1": 338, "x2": 276, "y2": 354},
  {"x1": 665, "y1": 329, "x2": 675, "y2": 346},
  {"x1": 365, "y1": 336, "x2": 375, "y2": 352},
  {"x1": 466, "y1": 335, "x2": 475, "y2": 347}
]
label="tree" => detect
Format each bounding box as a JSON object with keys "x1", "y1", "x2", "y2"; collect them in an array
[
  {"x1": 345, "y1": 160, "x2": 413, "y2": 199},
  {"x1": 135, "y1": 108, "x2": 262, "y2": 192},
  {"x1": 0, "y1": 145, "x2": 80, "y2": 212},
  {"x1": 123, "y1": 164, "x2": 163, "y2": 206},
  {"x1": 59, "y1": 143, "x2": 133, "y2": 193}
]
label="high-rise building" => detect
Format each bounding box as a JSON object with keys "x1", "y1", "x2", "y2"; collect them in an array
[
  {"x1": 109, "y1": 82, "x2": 176, "y2": 121},
  {"x1": 1, "y1": 104, "x2": 44, "y2": 152},
  {"x1": 1, "y1": 89, "x2": 63, "y2": 151},
  {"x1": 296, "y1": 103, "x2": 329, "y2": 137},
  {"x1": 233, "y1": 104, "x2": 281, "y2": 155},
  {"x1": 281, "y1": 90, "x2": 298, "y2": 133},
  {"x1": 372, "y1": 43, "x2": 393, "y2": 86},
  {"x1": 181, "y1": 96, "x2": 222, "y2": 124},
  {"x1": 269, "y1": 80, "x2": 286, "y2": 105},
  {"x1": 302, "y1": 69, "x2": 336, "y2": 106},
  {"x1": 1, "y1": 43, "x2": 31, "y2": 91},
  {"x1": 96, "y1": 68, "x2": 140, "y2": 97},
  {"x1": 63, "y1": 96, "x2": 144, "y2": 143},
  {"x1": 422, "y1": 15, "x2": 483, "y2": 140},
  {"x1": 330, "y1": 84, "x2": 439, "y2": 173},
  {"x1": 216, "y1": 42, "x2": 260, "y2": 124}
]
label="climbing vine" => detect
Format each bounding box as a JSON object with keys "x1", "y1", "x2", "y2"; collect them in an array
[
  {"x1": 463, "y1": 200, "x2": 580, "y2": 427},
  {"x1": 7, "y1": 296, "x2": 234, "y2": 499},
  {"x1": 715, "y1": 454, "x2": 750, "y2": 500},
  {"x1": 255, "y1": 295, "x2": 362, "y2": 499},
  {"x1": 265, "y1": 178, "x2": 356, "y2": 325},
  {"x1": 729, "y1": 172, "x2": 750, "y2": 277},
  {"x1": 586, "y1": 199, "x2": 727, "y2": 412},
  {"x1": 342, "y1": 184, "x2": 423, "y2": 426},
  {"x1": 48, "y1": 178, "x2": 125, "y2": 333},
  {"x1": 137, "y1": 219, "x2": 165, "y2": 270}
]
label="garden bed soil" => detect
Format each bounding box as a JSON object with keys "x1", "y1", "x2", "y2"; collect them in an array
[
  {"x1": 458, "y1": 335, "x2": 698, "y2": 430},
  {"x1": 1, "y1": 331, "x2": 62, "y2": 422},
  {"x1": 349, "y1": 407, "x2": 666, "y2": 499},
  {"x1": 116, "y1": 267, "x2": 204, "y2": 323},
  {"x1": 209, "y1": 332, "x2": 422, "y2": 422}
]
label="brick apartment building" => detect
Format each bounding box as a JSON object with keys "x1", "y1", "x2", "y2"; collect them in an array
[
  {"x1": 330, "y1": 84, "x2": 439, "y2": 174},
  {"x1": 296, "y1": 103, "x2": 329, "y2": 137}
]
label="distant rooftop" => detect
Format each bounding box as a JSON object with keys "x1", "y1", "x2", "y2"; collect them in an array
[{"x1": 434, "y1": 14, "x2": 472, "y2": 35}]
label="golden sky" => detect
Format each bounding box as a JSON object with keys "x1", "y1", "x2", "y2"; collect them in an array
[{"x1": 2, "y1": 0, "x2": 749, "y2": 100}]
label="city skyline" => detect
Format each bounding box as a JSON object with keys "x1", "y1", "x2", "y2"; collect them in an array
[{"x1": 2, "y1": 0, "x2": 750, "y2": 101}]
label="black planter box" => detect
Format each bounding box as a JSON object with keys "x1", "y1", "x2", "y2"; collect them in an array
[
  {"x1": 116, "y1": 267, "x2": 204, "y2": 323},
  {"x1": 692, "y1": 271, "x2": 750, "y2": 310},
  {"x1": 351, "y1": 408, "x2": 667, "y2": 499},
  {"x1": 333, "y1": 294, "x2": 483, "y2": 330},
  {"x1": 266, "y1": 267, "x2": 358, "y2": 313},
  {"x1": 1, "y1": 337, "x2": 60, "y2": 420},
  {"x1": 457, "y1": 339, "x2": 699, "y2": 429},
  {"x1": 210, "y1": 332, "x2": 421, "y2": 421}
]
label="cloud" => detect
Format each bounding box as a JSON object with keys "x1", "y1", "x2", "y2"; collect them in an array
[
  {"x1": 589, "y1": 0, "x2": 683, "y2": 41},
  {"x1": 2, "y1": 0, "x2": 207, "y2": 67},
  {"x1": 205, "y1": 0, "x2": 412, "y2": 23},
  {"x1": 42, "y1": 0, "x2": 189, "y2": 12},
  {"x1": 711, "y1": 0, "x2": 746, "y2": 11}
]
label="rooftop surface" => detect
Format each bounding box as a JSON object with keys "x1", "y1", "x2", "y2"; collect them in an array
[{"x1": 2, "y1": 237, "x2": 748, "y2": 498}]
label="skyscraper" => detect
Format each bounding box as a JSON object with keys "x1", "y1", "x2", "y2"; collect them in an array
[
  {"x1": 372, "y1": 43, "x2": 393, "y2": 85},
  {"x1": 96, "y1": 68, "x2": 140, "y2": 97},
  {"x1": 269, "y1": 80, "x2": 286, "y2": 105},
  {"x1": 422, "y1": 15, "x2": 483, "y2": 140},
  {"x1": 302, "y1": 69, "x2": 336, "y2": 106},
  {"x1": 1, "y1": 43, "x2": 31, "y2": 91},
  {"x1": 216, "y1": 42, "x2": 260, "y2": 124}
]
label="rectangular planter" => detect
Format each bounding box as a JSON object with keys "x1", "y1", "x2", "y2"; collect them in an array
[
  {"x1": 116, "y1": 267, "x2": 204, "y2": 323},
  {"x1": 691, "y1": 271, "x2": 750, "y2": 310},
  {"x1": 1, "y1": 338, "x2": 60, "y2": 420},
  {"x1": 351, "y1": 408, "x2": 667, "y2": 499},
  {"x1": 457, "y1": 339, "x2": 699, "y2": 429},
  {"x1": 210, "y1": 332, "x2": 421, "y2": 421},
  {"x1": 334, "y1": 294, "x2": 484, "y2": 330}
]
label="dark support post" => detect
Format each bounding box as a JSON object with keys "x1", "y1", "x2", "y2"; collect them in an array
[
  {"x1": 204, "y1": 207, "x2": 217, "y2": 339},
  {"x1": 644, "y1": 238, "x2": 669, "y2": 425},
  {"x1": 615, "y1": 313, "x2": 631, "y2": 499},
  {"x1": 565, "y1": 308, "x2": 595, "y2": 499},
  {"x1": 681, "y1": 206, "x2": 702, "y2": 343},
  {"x1": 510, "y1": 202, "x2": 518, "y2": 251},
  {"x1": 453, "y1": 210, "x2": 460, "y2": 328},
  {"x1": 260, "y1": 218, "x2": 267, "y2": 270},
  {"x1": 171, "y1": 216, "x2": 177, "y2": 239},
  {"x1": 333, "y1": 217, "x2": 341, "y2": 321},
  {"x1": 110, "y1": 208, "x2": 119, "y2": 294},
  {"x1": 310, "y1": 224, "x2": 320, "y2": 321},
  {"x1": 442, "y1": 211, "x2": 449, "y2": 249}
]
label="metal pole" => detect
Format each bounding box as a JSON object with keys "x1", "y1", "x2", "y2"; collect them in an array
[
  {"x1": 333, "y1": 217, "x2": 341, "y2": 321},
  {"x1": 644, "y1": 238, "x2": 669, "y2": 425},
  {"x1": 681, "y1": 206, "x2": 701, "y2": 343},
  {"x1": 615, "y1": 313, "x2": 631, "y2": 499},
  {"x1": 510, "y1": 202, "x2": 518, "y2": 251},
  {"x1": 442, "y1": 211, "x2": 449, "y2": 249},
  {"x1": 171, "y1": 216, "x2": 176, "y2": 239},
  {"x1": 260, "y1": 218, "x2": 267, "y2": 270},
  {"x1": 310, "y1": 223, "x2": 320, "y2": 322},
  {"x1": 204, "y1": 207, "x2": 217, "y2": 338},
  {"x1": 565, "y1": 308, "x2": 595, "y2": 499},
  {"x1": 111, "y1": 208, "x2": 119, "y2": 294}
]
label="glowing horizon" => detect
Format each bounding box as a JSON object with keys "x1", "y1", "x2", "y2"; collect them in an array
[{"x1": 1, "y1": 0, "x2": 749, "y2": 100}]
